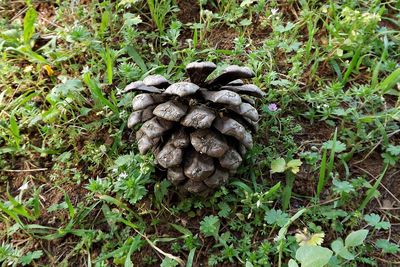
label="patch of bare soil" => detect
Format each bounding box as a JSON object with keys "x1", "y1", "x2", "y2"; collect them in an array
[
  {"x1": 176, "y1": 0, "x2": 200, "y2": 24},
  {"x1": 206, "y1": 25, "x2": 238, "y2": 50}
]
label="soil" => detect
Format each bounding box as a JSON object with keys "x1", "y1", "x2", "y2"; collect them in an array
[{"x1": 176, "y1": 0, "x2": 200, "y2": 24}]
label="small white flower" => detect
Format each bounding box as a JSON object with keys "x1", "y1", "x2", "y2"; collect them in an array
[
  {"x1": 81, "y1": 65, "x2": 90, "y2": 74},
  {"x1": 119, "y1": 172, "x2": 128, "y2": 179},
  {"x1": 99, "y1": 145, "x2": 107, "y2": 154},
  {"x1": 271, "y1": 8, "x2": 279, "y2": 16},
  {"x1": 19, "y1": 182, "x2": 29, "y2": 191}
]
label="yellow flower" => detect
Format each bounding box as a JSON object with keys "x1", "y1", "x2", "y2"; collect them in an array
[
  {"x1": 295, "y1": 228, "x2": 325, "y2": 246},
  {"x1": 44, "y1": 65, "x2": 54, "y2": 76}
]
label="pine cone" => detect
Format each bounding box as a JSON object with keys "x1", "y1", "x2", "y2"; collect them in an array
[{"x1": 124, "y1": 62, "x2": 265, "y2": 194}]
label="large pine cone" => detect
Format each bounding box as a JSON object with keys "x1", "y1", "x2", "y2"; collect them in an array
[{"x1": 124, "y1": 62, "x2": 265, "y2": 194}]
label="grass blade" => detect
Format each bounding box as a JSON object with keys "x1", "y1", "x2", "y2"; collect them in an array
[
  {"x1": 342, "y1": 47, "x2": 361, "y2": 85},
  {"x1": 64, "y1": 191, "x2": 75, "y2": 219},
  {"x1": 186, "y1": 248, "x2": 196, "y2": 267},
  {"x1": 7, "y1": 193, "x2": 34, "y2": 221},
  {"x1": 170, "y1": 223, "x2": 192, "y2": 237},
  {"x1": 83, "y1": 72, "x2": 118, "y2": 114},
  {"x1": 126, "y1": 45, "x2": 147, "y2": 73},
  {"x1": 9, "y1": 114, "x2": 21, "y2": 149},
  {"x1": 264, "y1": 182, "x2": 281, "y2": 200},
  {"x1": 32, "y1": 188, "x2": 41, "y2": 219},
  {"x1": 192, "y1": 27, "x2": 198, "y2": 48},
  {"x1": 230, "y1": 180, "x2": 253, "y2": 194},
  {"x1": 317, "y1": 147, "x2": 328, "y2": 197},
  {"x1": 104, "y1": 47, "x2": 113, "y2": 84},
  {"x1": 329, "y1": 59, "x2": 343, "y2": 81},
  {"x1": 6, "y1": 47, "x2": 48, "y2": 63},
  {"x1": 99, "y1": 10, "x2": 110, "y2": 37},
  {"x1": 282, "y1": 172, "x2": 295, "y2": 210},
  {"x1": 0, "y1": 201, "x2": 23, "y2": 224},
  {"x1": 326, "y1": 128, "x2": 337, "y2": 180},
  {"x1": 378, "y1": 68, "x2": 400, "y2": 93},
  {"x1": 358, "y1": 164, "x2": 389, "y2": 211},
  {"x1": 316, "y1": 127, "x2": 338, "y2": 199}
]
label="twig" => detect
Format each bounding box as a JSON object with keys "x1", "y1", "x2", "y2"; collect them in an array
[
  {"x1": 375, "y1": 257, "x2": 400, "y2": 265},
  {"x1": 2, "y1": 168, "x2": 48, "y2": 172},
  {"x1": 355, "y1": 166, "x2": 400, "y2": 204},
  {"x1": 353, "y1": 129, "x2": 400, "y2": 165}
]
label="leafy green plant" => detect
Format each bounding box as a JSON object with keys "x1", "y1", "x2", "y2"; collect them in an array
[
  {"x1": 0, "y1": 243, "x2": 43, "y2": 266},
  {"x1": 111, "y1": 154, "x2": 154, "y2": 205},
  {"x1": 375, "y1": 239, "x2": 399, "y2": 254},
  {"x1": 146, "y1": 0, "x2": 176, "y2": 34},
  {"x1": 289, "y1": 229, "x2": 369, "y2": 267},
  {"x1": 364, "y1": 213, "x2": 391, "y2": 230},
  {"x1": 270, "y1": 158, "x2": 302, "y2": 210},
  {"x1": 200, "y1": 215, "x2": 220, "y2": 239}
]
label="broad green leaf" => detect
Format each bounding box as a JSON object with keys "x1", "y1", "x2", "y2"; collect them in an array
[
  {"x1": 9, "y1": 115, "x2": 20, "y2": 149},
  {"x1": 23, "y1": 7, "x2": 37, "y2": 44},
  {"x1": 364, "y1": 213, "x2": 380, "y2": 225},
  {"x1": 345, "y1": 229, "x2": 369, "y2": 247},
  {"x1": 288, "y1": 259, "x2": 299, "y2": 267},
  {"x1": 331, "y1": 239, "x2": 344, "y2": 254},
  {"x1": 46, "y1": 79, "x2": 83, "y2": 103},
  {"x1": 0, "y1": 201, "x2": 22, "y2": 224},
  {"x1": 240, "y1": 19, "x2": 252, "y2": 26},
  {"x1": 337, "y1": 247, "x2": 355, "y2": 260},
  {"x1": 295, "y1": 245, "x2": 333, "y2": 267},
  {"x1": 271, "y1": 158, "x2": 286, "y2": 173},
  {"x1": 332, "y1": 239, "x2": 355, "y2": 260}
]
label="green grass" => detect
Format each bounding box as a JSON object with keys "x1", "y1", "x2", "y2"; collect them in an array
[{"x1": 1, "y1": 0, "x2": 400, "y2": 266}]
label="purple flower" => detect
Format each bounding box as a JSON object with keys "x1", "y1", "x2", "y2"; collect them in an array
[{"x1": 268, "y1": 103, "x2": 278, "y2": 112}]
